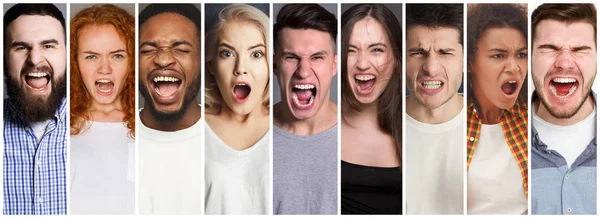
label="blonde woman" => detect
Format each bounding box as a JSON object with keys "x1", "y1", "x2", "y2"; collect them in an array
[{"x1": 204, "y1": 4, "x2": 270, "y2": 214}]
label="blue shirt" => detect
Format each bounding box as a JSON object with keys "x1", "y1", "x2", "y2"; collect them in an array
[
  {"x1": 3, "y1": 98, "x2": 67, "y2": 215},
  {"x1": 531, "y1": 125, "x2": 597, "y2": 215}
]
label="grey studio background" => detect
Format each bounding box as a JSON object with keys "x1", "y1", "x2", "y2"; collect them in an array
[
  {"x1": 3, "y1": 3, "x2": 67, "y2": 99},
  {"x1": 272, "y1": 3, "x2": 338, "y2": 104},
  {"x1": 138, "y1": 4, "x2": 202, "y2": 108}
]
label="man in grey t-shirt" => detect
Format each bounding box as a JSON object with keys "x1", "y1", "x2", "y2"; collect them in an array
[{"x1": 272, "y1": 4, "x2": 339, "y2": 215}]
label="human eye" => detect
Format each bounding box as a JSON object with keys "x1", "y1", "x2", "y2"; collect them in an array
[
  {"x1": 220, "y1": 50, "x2": 235, "y2": 58},
  {"x1": 252, "y1": 50, "x2": 264, "y2": 59},
  {"x1": 85, "y1": 55, "x2": 97, "y2": 60}
]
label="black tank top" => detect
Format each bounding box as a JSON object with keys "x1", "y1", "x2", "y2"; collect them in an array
[{"x1": 341, "y1": 160, "x2": 402, "y2": 214}]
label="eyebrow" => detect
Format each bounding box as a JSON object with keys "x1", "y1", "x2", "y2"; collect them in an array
[
  {"x1": 408, "y1": 47, "x2": 427, "y2": 53},
  {"x1": 140, "y1": 41, "x2": 192, "y2": 48},
  {"x1": 41, "y1": 39, "x2": 59, "y2": 45},
  {"x1": 11, "y1": 41, "x2": 31, "y2": 49},
  {"x1": 489, "y1": 47, "x2": 528, "y2": 53},
  {"x1": 82, "y1": 49, "x2": 126, "y2": 55},
  {"x1": 248, "y1": 44, "x2": 265, "y2": 50},
  {"x1": 538, "y1": 44, "x2": 591, "y2": 52}
]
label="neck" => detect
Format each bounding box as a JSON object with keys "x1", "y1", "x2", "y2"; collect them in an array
[
  {"x1": 274, "y1": 99, "x2": 337, "y2": 136},
  {"x1": 406, "y1": 94, "x2": 463, "y2": 124},
  {"x1": 473, "y1": 90, "x2": 501, "y2": 124},
  {"x1": 89, "y1": 97, "x2": 123, "y2": 114},
  {"x1": 535, "y1": 94, "x2": 595, "y2": 126},
  {"x1": 141, "y1": 102, "x2": 202, "y2": 132},
  {"x1": 217, "y1": 102, "x2": 268, "y2": 125},
  {"x1": 343, "y1": 101, "x2": 379, "y2": 129}
]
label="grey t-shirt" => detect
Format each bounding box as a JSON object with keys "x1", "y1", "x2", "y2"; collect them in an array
[{"x1": 273, "y1": 124, "x2": 338, "y2": 215}]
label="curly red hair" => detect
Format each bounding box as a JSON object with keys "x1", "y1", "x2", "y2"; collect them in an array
[{"x1": 70, "y1": 4, "x2": 135, "y2": 137}]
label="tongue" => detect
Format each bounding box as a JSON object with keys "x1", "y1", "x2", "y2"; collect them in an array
[
  {"x1": 358, "y1": 79, "x2": 376, "y2": 91},
  {"x1": 295, "y1": 89, "x2": 313, "y2": 101},
  {"x1": 25, "y1": 76, "x2": 49, "y2": 89},
  {"x1": 234, "y1": 85, "x2": 251, "y2": 99},
  {"x1": 97, "y1": 82, "x2": 114, "y2": 92},
  {"x1": 501, "y1": 83, "x2": 516, "y2": 95},
  {"x1": 156, "y1": 82, "x2": 179, "y2": 96},
  {"x1": 552, "y1": 82, "x2": 574, "y2": 96}
]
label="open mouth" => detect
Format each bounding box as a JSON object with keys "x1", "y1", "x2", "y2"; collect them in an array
[
  {"x1": 355, "y1": 74, "x2": 376, "y2": 94},
  {"x1": 422, "y1": 81, "x2": 443, "y2": 90},
  {"x1": 501, "y1": 80, "x2": 518, "y2": 96},
  {"x1": 25, "y1": 72, "x2": 50, "y2": 90},
  {"x1": 550, "y1": 77, "x2": 578, "y2": 98},
  {"x1": 233, "y1": 83, "x2": 251, "y2": 103},
  {"x1": 292, "y1": 84, "x2": 316, "y2": 108},
  {"x1": 152, "y1": 76, "x2": 182, "y2": 97},
  {"x1": 96, "y1": 79, "x2": 114, "y2": 94}
]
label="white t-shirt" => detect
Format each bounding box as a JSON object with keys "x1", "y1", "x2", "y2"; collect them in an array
[
  {"x1": 204, "y1": 122, "x2": 270, "y2": 214},
  {"x1": 70, "y1": 121, "x2": 135, "y2": 214},
  {"x1": 467, "y1": 124, "x2": 527, "y2": 214},
  {"x1": 139, "y1": 117, "x2": 203, "y2": 215},
  {"x1": 405, "y1": 106, "x2": 465, "y2": 214},
  {"x1": 30, "y1": 120, "x2": 51, "y2": 144},
  {"x1": 533, "y1": 106, "x2": 596, "y2": 168}
]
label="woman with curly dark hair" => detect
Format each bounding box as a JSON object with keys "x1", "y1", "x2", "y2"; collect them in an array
[{"x1": 466, "y1": 4, "x2": 528, "y2": 214}]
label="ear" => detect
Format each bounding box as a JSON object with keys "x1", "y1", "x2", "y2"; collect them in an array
[{"x1": 332, "y1": 54, "x2": 338, "y2": 77}]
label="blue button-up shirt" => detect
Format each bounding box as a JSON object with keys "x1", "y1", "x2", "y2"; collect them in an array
[
  {"x1": 531, "y1": 125, "x2": 597, "y2": 215},
  {"x1": 3, "y1": 98, "x2": 67, "y2": 215}
]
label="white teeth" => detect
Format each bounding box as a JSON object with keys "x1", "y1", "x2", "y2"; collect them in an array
[
  {"x1": 355, "y1": 75, "x2": 375, "y2": 81},
  {"x1": 236, "y1": 84, "x2": 247, "y2": 87},
  {"x1": 97, "y1": 79, "x2": 111, "y2": 83},
  {"x1": 552, "y1": 78, "x2": 576, "y2": 83},
  {"x1": 153, "y1": 76, "x2": 180, "y2": 83},
  {"x1": 27, "y1": 72, "x2": 47, "y2": 78},
  {"x1": 422, "y1": 81, "x2": 442, "y2": 90},
  {"x1": 550, "y1": 83, "x2": 578, "y2": 98},
  {"x1": 508, "y1": 80, "x2": 517, "y2": 84},
  {"x1": 294, "y1": 84, "x2": 315, "y2": 90},
  {"x1": 292, "y1": 92, "x2": 315, "y2": 106}
]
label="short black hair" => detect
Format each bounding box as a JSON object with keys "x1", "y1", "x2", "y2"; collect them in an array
[
  {"x1": 273, "y1": 4, "x2": 337, "y2": 50},
  {"x1": 4, "y1": 4, "x2": 66, "y2": 41},
  {"x1": 139, "y1": 4, "x2": 202, "y2": 39},
  {"x1": 406, "y1": 4, "x2": 464, "y2": 45}
]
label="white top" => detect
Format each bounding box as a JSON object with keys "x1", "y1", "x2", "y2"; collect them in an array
[
  {"x1": 467, "y1": 124, "x2": 527, "y2": 214},
  {"x1": 204, "y1": 122, "x2": 270, "y2": 214},
  {"x1": 70, "y1": 121, "x2": 135, "y2": 214},
  {"x1": 30, "y1": 120, "x2": 51, "y2": 143},
  {"x1": 533, "y1": 106, "x2": 596, "y2": 168},
  {"x1": 405, "y1": 106, "x2": 465, "y2": 214},
  {"x1": 138, "y1": 117, "x2": 203, "y2": 215}
]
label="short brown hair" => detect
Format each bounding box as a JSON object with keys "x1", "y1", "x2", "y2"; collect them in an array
[{"x1": 532, "y1": 3, "x2": 597, "y2": 46}]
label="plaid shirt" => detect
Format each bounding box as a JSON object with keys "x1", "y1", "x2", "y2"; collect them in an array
[
  {"x1": 466, "y1": 101, "x2": 528, "y2": 196},
  {"x1": 3, "y1": 98, "x2": 67, "y2": 215}
]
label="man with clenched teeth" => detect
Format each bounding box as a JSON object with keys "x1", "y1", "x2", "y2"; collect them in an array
[
  {"x1": 404, "y1": 4, "x2": 465, "y2": 215},
  {"x1": 3, "y1": 4, "x2": 67, "y2": 215},
  {"x1": 530, "y1": 4, "x2": 598, "y2": 215},
  {"x1": 272, "y1": 4, "x2": 339, "y2": 215},
  {"x1": 137, "y1": 4, "x2": 202, "y2": 214}
]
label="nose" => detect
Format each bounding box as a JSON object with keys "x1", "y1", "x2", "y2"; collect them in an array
[
  {"x1": 295, "y1": 58, "x2": 312, "y2": 79},
  {"x1": 27, "y1": 46, "x2": 44, "y2": 66},
  {"x1": 98, "y1": 56, "x2": 112, "y2": 74},
  {"x1": 554, "y1": 49, "x2": 576, "y2": 70},
  {"x1": 153, "y1": 48, "x2": 176, "y2": 68},
  {"x1": 504, "y1": 56, "x2": 520, "y2": 75},
  {"x1": 234, "y1": 55, "x2": 248, "y2": 76},
  {"x1": 354, "y1": 52, "x2": 371, "y2": 72},
  {"x1": 422, "y1": 56, "x2": 442, "y2": 76}
]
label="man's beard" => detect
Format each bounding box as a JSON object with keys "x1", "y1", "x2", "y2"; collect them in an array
[
  {"x1": 5, "y1": 65, "x2": 66, "y2": 124},
  {"x1": 140, "y1": 73, "x2": 200, "y2": 124}
]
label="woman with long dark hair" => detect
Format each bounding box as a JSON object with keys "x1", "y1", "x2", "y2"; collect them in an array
[{"x1": 340, "y1": 4, "x2": 402, "y2": 214}]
